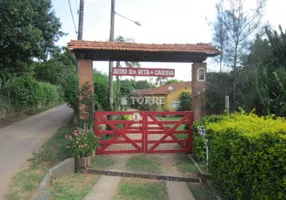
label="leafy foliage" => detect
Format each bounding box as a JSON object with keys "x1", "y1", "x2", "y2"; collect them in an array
[
  {"x1": 179, "y1": 92, "x2": 191, "y2": 111},
  {"x1": 207, "y1": 26, "x2": 286, "y2": 117},
  {"x1": 1, "y1": 76, "x2": 62, "y2": 109},
  {"x1": 0, "y1": 0, "x2": 63, "y2": 86},
  {"x1": 164, "y1": 79, "x2": 183, "y2": 85},
  {"x1": 78, "y1": 82, "x2": 94, "y2": 126},
  {"x1": 196, "y1": 112, "x2": 286, "y2": 199},
  {"x1": 34, "y1": 49, "x2": 76, "y2": 86},
  {"x1": 134, "y1": 80, "x2": 155, "y2": 89},
  {"x1": 93, "y1": 69, "x2": 109, "y2": 111},
  {"x1": 63, "y1": 73, "x2": 79, "y2": 112},
  {"x1": 65, "y1": 127, "x2": 99, "y2": 157}
]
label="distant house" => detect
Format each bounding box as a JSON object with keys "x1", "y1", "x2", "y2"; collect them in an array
[{"x1": 131, "y1": 81, "x2": 192, "y2": 111}]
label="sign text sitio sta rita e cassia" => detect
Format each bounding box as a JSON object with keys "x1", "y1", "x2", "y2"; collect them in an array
[{"x1": 112, "y1": 67, "x2": 175, "y2": 77}]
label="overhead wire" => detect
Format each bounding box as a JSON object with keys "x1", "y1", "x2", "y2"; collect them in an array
[{"x1": 68, "y1": 0, "x2": 78, "y2": 35}]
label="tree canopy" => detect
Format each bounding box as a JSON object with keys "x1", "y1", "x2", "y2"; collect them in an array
[{"x1": 0, "y1": 0, "x2": 63, "y2": 87}]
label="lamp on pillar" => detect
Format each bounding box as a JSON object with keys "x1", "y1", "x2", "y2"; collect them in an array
[{"x1": 191, "y1": 62, "x2": 207, "y2": 122}]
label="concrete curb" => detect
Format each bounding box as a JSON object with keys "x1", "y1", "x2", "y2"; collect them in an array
[
  {"x1": 32, "y1": 158, "x2": 75, "y2": 200},
  {"x1": 188, "y1": 154, "x2": 212, "y2": 179},
  {"x1": 188, "y1": 155, "x2": 222, "y2": 200}
]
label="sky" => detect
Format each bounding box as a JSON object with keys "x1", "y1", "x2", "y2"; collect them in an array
[{"x1": 51, "y1": 0, "x2": 286, "y2": 82}]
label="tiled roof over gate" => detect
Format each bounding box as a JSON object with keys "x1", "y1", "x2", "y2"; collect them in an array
[{"x1": 68, "y1": 40, "x2": 221, "y2": 55}]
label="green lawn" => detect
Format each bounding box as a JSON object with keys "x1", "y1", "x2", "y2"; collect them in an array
[
  {"x1": 115, "y1": 179, "x2": 167, "y2": 200},
  {"x1": 5, "y1": 124, "x2": 73, "y2": 200},
  {"x1": 92, "y1": 155, "x2": 115, "y2": 168},
  {"x1": 126, "y1": 155, "x2": 161, "y2": 172},
  {"x1": 48, "y1": 174, "x2": 99, "y2": 200},
  {"x1": 173, "y1": 155, "x2": 198, "y2": 174},
  {"x1": 158, "y1": 116, "x2": 188, "y2": 139}
]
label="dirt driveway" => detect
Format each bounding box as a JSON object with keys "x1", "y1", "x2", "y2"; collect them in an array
[{"x1": 0, "y1": 104, "x2": 73, "y2": 200}]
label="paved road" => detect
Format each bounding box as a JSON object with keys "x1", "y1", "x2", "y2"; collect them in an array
[{"x1": 0, "y1": 104, "x2": 73, "y2": 200}]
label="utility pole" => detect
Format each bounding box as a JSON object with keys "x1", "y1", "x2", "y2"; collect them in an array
[
  {"x1": 108, "y1": 0, "x2": 115, "y2": 111},
  {"x1": 78, "y1": 0, "x2": 84, "y2": 40},
  {"x1": 76, "y1": 0, "x2": 84, "y2": 73}
]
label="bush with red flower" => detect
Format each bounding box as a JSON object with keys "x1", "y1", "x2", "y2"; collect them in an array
[{"x1": 65, "y1": 126, "x2": 99, "y2": 157}]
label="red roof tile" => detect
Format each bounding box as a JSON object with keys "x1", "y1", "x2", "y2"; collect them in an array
[
  {"x1": 68, "y1": 40, "x2": 221, "y2": 55},
  {"x1": 133, "y1": 81, "x2": 192, "y2": 95}
]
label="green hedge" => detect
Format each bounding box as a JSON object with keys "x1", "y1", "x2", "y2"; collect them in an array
[
  {"x1": 1, "y1": 76, "x2": 63, "y2": 109},
  {"x1": 192, "y1": 115, "x2": 224, "y2": 161},
  {"x1": 200, "y1": 112, "x2": 286, "y2": 199}
]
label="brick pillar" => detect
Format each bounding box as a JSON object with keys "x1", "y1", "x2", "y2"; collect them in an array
[
  {"x1": 191, "y1": 62, "x2": 207, "y2": 122},
  {"x1": 78, "y1": 60, "x2": 94, "y2": 119}
]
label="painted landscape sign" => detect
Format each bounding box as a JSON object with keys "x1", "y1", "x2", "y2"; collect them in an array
[{"x1": 112, "y1": 67, "x2": 175, "y2": 77}]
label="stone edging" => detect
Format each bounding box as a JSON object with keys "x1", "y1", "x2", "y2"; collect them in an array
[
  {"x1": 32, "y1": 158, "x2": 75, "y2": 200},
  {"x1": 86, "y1": 169, "x2": 201, "y2": 183}
]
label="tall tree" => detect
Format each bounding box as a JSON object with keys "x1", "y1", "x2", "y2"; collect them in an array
[
  {"x1": 114, "y1": 36, "x2": 141, "y2": 83},
  {"x1": 34, "y1": 48, "x2": 76, "y2": 86},
  {"x1": 0, "y1": 0, "x2": 63, "y2": 87},
  {"x1": 213, "y1": 0, "x2": 266, "y2": 111}
]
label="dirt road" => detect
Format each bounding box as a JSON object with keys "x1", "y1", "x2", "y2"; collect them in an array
[{"x1": 0, "y1": 104, "x2": 73, "y2": 200}]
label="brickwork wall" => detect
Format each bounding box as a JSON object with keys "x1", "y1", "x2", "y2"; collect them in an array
[
  {"x1": 191, "y1": 62, "x2": 207, "y2": 122},
  {"x1": 78, "y1": 60, "x2": 93, "y2": 119}
]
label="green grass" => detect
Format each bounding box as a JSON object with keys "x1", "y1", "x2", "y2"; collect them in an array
[
  {"x1": 115, "y1": 179, "x2": 167, "y2": 200},
  {"x1": 92, "y1": 155, "x2": 115, "y2": 168},
  {"x1": 48, "y1": 173, "x2": 99, "y2": 200},
  {"x1": 126, "y1": 155, "x2": 161, "y2": 172},
  {"x1": 158, "y1": 116, "x2": 187, "y2": 133},
  {"x1": 187, "y1": 183, "x2": 216, "y2": 200},
  {"x1": 173, "y1": 155, "x2": 198, "y2": 173},
  {"x1": 5, "y1": 124, "x2": 73, "y2": 200}
]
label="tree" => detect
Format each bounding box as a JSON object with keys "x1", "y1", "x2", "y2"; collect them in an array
[
  {"x1": 155, "y1": 77, "x2": 167, "y2": 85},
  {"x1": 213, "y1": 0, "x2": 267, "y2": 111},
  {"x1": 163, "y1": 79, "x2": 183, "y2": 85},
  {"x1": 134, "y1": 80, "x2": 155, "y2": 89},
  {"x1": 34, "y1": 49, "x2": 76, "y2": 86},
  {"x1": 179, "y1": 92, "x2": 192, "y2": 111},
  {"x1": 114, "y1": 36, "x2": 141, "y2": 83},
  {"x1": 0, "y1": 0, "x2": 63, "y2": 87},
  {"x1": 94, "y1": 69, "x2": 109, "y2": 111}
]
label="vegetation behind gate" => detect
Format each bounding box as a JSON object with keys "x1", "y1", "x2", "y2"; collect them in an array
[{"x1": 194, "y1": 112, "x2": 286, "y2": 200}]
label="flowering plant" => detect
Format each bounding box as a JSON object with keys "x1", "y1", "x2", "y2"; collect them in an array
[{"x1": 65, "y1": 126, "x2": 99, "y2": 157}]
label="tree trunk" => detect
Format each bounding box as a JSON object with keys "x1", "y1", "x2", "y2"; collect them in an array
[{"x1": 233, "y1": 42, "x2": 238, "y2": 112}]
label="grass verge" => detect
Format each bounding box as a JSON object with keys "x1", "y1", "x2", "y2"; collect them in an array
[
  {"x1": 187, "y1": 183, "x2": 216, "y2": 200},
  {"x1": 173, "y1": 155, "x2": 198, "y2": 174},
  {"x1": 126, "y1": 155, "x2": 161, "y2": 172},
  {"x1": 92, "y1": 155, "x2": 115, "y2": 168},
  {"x1": 48, "y1": 174, "x2": 99, "y2": 200},
  {"x1": 115, "y1": 178, "x2": 167, "y2": 200},
  {"x1": 5, "y1": 124, "x2": 73, "y2": 200}
]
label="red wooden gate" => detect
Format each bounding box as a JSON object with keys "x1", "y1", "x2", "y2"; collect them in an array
[{"x1": 95, "y1": 111, "x2": 193, "y2": 154}]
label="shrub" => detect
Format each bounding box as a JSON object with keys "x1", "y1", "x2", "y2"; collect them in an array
[
  {"x1": 2, "y1": 76, "x2": 62, "y2": 109},
  {"x1": 63, "y1": 73, "x2": 79, "y2": 112},
  {"x1": 202, "y1": 112, "x2": 286, "y2": 200},
  {"x1": 138, "y1": 103, "x2": 158, "y2": 111},
  {"x1": 65, "y1": 126, "x2": 99, "y2": 157},
  {"x1": 179, "y1": 91, "x2": 191, "y2": 111},
  {"x1": 192, "y1": 115, "x2": 224, "y2": 161}
]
